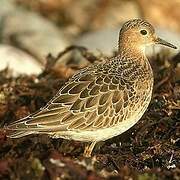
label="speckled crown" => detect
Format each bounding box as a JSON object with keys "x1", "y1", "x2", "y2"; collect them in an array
[{"x1": 120, "y1": 19, "x2": 155, "y2": 34}]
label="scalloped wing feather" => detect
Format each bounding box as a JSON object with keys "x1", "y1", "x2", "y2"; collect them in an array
[{"x1": 6, "y1": 60, "x2": 141, "y2": 134}]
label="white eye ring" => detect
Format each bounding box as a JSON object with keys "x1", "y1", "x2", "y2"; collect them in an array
[{"x1": 140, "y1": 29, "x2": 147, "y2": 35}]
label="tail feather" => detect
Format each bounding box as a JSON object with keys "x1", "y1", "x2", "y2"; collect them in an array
[{"x1": 6, "y1": 130, "x2": 34, "y2": 138}]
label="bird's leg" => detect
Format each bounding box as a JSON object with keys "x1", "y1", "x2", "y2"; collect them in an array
[{"x1": 83, "y1": 141, "x2": 96, "y2": 157}]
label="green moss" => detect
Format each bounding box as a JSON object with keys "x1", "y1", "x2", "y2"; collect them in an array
[
  {"x1": 138, "y1": 173, "x2": 157, "y2": 180},
  {"x1": 31, "y1": 158, "x2": 45, "y2": 178}
]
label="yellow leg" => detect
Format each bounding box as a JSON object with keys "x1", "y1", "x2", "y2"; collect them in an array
[{"x1": 83, "y1": 142, "x2": 96, "y2": 157}]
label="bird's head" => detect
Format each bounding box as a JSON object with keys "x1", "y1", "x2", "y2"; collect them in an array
[{"x1": 119, "y1": 19, "x2": 177, "y2": 52}]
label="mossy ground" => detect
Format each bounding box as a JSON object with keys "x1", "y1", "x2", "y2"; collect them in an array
[{"x1": 0, "y1": 49, "x2": 179, "y2": 179}]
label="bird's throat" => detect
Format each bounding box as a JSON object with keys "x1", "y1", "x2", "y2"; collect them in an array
[{"x1": 118, "y1": 43, "x2": 146, "y2": 64}]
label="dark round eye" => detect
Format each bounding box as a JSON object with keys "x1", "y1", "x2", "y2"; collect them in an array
[{"x1": 140, "y1": 29, "x2": 147, "y2": 35}]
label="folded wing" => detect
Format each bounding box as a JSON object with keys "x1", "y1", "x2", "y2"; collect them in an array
[{"x1": 6, "y1": 64, "x2": 137, "y2": 134}]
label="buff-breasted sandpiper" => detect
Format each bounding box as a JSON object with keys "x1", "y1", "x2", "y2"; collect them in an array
[{"x1": 5, "y1": 19, "x2": 177, "y2": 157}]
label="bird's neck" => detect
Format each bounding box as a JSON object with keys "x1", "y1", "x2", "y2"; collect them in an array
[
  {"x1": 118, "y1": 34, "x2": 147, "y2": 61},
  {"x1": 117, "y1": 42, "x2": 153, "y2": 81},
  {"x1": 118, "y1": 43, "x2": 146, "y2": 63}
]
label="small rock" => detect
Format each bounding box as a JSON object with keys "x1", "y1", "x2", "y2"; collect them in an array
[
  {"x1": 0, "y1": 45, "x2": 42, "y2": 76},
  {"x1": 75, "y1": 27, "x2": 118, "y2": 56},
  {"x1": 0, "y1": 0, "x2": 70, "y2": 63}
]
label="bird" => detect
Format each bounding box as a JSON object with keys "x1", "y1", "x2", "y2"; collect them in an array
[{"x1": 5, "y1": 19, "x2": 177, "y2": 157}]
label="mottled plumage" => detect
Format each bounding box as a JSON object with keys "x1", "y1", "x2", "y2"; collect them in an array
[{"x1": 5, "y1": 19, "x2": 177, "y2": 157}]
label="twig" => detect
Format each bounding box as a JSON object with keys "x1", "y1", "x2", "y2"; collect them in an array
[{"x1": 42, "y1": 45, "x2": 98, "y2": 76}]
